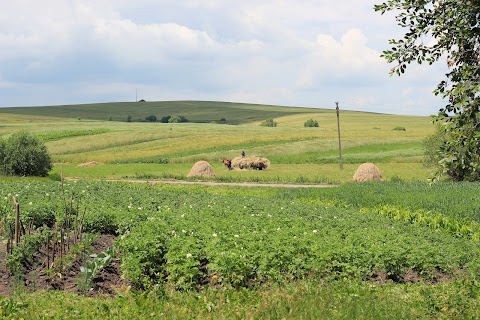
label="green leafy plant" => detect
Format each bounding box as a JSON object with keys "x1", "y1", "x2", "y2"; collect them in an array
[
  {"x1": 1, "y1": 131, "x2": 52, "y2": 176},
  {"x1": 145, "y1": 115, "x2": 157, "y2": 122},
  {"x1": 0, "y1": 298, "x2": 25, "y2": 318},
  {"x1": 304, "y1": 119, "x2": 319, "y2": 127},
  {"x1": 260, "y1": 118, "x2": 277, "y2": 127},
  {"x1": 80, "y1": 246, "x2": 115, "y2": 290},
  {"x1": 6, "y1": 230, "x2": 49, "y2": 276}
]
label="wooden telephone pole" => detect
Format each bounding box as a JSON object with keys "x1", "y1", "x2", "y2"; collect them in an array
[{"x1": 336, "y1": 102, "x2": 343, "y2": 169}]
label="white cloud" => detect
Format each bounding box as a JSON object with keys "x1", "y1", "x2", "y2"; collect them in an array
[
  {"x1": 0, "y1": 0, "x2": 447, "y2": 115},
  {"x1": 296, "y1": 28, "x2": 384, "y2": 89}
]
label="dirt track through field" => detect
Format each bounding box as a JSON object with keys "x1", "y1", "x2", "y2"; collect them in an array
[{"x1": 66, "y1": 178, "x2": 337, "y2": 188}]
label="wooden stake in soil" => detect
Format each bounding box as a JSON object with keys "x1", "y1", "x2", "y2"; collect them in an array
[
  {"x1": 7, "y1": 237, "x2": 11, "y2": 256},
  {"x1": 47, "y1": 233, "x2": 50, "y2": 269},
  {"x1": 13, "y1": 196, "x2": 20, "y2": 245},
  {"x1": 52, "y1": 223, "x2": 58, "y2": 263},
  {"x1": 60, "y1": 229, "x2": 64, "y2": 260}
]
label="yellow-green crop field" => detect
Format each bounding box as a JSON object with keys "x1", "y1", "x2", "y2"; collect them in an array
[{"x1": 0, "y1": 101, "x2": 435, "y2": 183}]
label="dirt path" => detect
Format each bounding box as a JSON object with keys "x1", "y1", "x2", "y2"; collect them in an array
[{"x1": 67, "y1": 178, "x2": 337, "y2": 188}]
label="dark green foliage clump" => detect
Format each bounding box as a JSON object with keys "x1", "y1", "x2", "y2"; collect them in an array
[
  {"x1": 0, "y1": 131, "x2": 52, "y2": 177},
  {"x1": 145, "y1": 115, "x2": 157, "y2": 122},
  {"x1": 304, "y1": 119, "x2": 319, "y2": 127},
  {"x1": 375, "y1": 1, "x2": 480, "y2": 181},
  {"x1": 261, "y1": 118, "x2": 277, "y2": 127},
  {"x1": 160, "y1": 115, "x2": 189, "y2": 123}
]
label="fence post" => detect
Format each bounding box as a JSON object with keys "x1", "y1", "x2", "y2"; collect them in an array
[
  {"x1": 13, "y1": 196, "x2": 20, "y2": 245},
  {"x1": 336, "y1": 102, "x2": 343, "y2": 169}
]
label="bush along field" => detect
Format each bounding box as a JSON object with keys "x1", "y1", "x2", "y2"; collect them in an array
[{"x1": 0, "y1": 179, "x2": 480, "y2": 318}]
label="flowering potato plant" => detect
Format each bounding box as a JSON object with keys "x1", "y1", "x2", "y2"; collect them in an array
[{"x1": 1, "y1": 180, "x2": 479, "y2": 291}]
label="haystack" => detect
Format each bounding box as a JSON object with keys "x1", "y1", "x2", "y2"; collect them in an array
[
  {"x1": 187, "y1": 161, "x2": 215, "y2": 177},
  {"x1": 231, "y1": 157, "x2": 270, "y2": 170},
  {"x1": 77, "y1": 161, "x2": 103, "y2": 168},
  {"x1": 353, "y1": 163, "x2": 383, "y2": 182}
]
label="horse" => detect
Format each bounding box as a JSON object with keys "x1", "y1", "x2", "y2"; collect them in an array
[{"x1": 222, "y1": 158, "x2": 232, "y2": 170}]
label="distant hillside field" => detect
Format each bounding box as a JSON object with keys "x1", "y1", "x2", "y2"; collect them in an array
[
  {"x1": 0, "y1": 100, "x2": 435, "y2": 183},
  {"x1": 0, "y1": 101, "x2": 326, "y2": 124}
]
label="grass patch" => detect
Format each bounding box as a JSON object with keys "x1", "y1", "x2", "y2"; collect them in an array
[
  {"x1": 38, "y1": 129, "x2": 111, "y2": 141},
  {"x1": 4, "y1": 278, "x2": 480, "y2": 319},
  {"x1": 49, "y1": 162, "x2": 432, "y2": 183},
  {"x1": 0, "y1": 101, "x2": 322, "y2": 125}
]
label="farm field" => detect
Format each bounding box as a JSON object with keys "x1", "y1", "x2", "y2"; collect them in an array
[
  {"x1": 0, "y1": 180, "x2": 479, "y2": 318},
  {"x1": 1, "y1": 101, "x2": 479, "y2": 319},
  {"x1": 1, "y1": 101, "x2": 434, "y2": 183}
]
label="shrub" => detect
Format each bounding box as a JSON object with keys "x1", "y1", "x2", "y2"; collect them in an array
[
  {"x1": 0, "y1": 139, "x2": 5, "y2": 167},
  {"x1": 160, "y1": 116, "x2": 171, "y2": 123},
  {"x1": 393, "y1": 126, "x2": 406, "y2": 131},
  {"x1": 304, "y1": 119, "x2": 319, "y2": 127},
  {"x1": 145, "y1": 115, "x2": 157, "y2": 122},
  {"x1": 261, "y1": 118, "x2": 277, "y2": 127},
  {"x1": 1, "y1": 131, "x2": 52, "y2": 177},
  {"x1": 168, "y1": 115, "x2": 181, "y2": 123},
  {"x1": 423, "y1": 124, "x2": 445, "y2": 168}
]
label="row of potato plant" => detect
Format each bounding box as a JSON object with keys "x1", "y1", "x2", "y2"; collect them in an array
[{"x1": 1, "y1": 179, "x2": 479, "y2": 291}]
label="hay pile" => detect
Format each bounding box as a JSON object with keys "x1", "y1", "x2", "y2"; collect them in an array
[
  {"x1": 77, "y1": 161, "x2": 103, "y2": 168},
  {"x1": 187, "y1": 161, "x2": 215, "y2": 177},
  {"x1": 353, "y1": 163, "x2": 383, "y2": 182},
  {"x1": 231, "y1": 157, "x2": 270, "y2": 170}
]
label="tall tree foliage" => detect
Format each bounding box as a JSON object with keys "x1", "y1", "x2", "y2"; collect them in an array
[
  {"x1": 375, "y1": 0, "x2": 480, "y2": 181},
  {"x1": 1, "y1": 131, "x2": 52, "y2": 177}
]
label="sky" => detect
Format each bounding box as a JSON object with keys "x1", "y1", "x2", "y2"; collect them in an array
[{"x1": 0, "y1": 0, "x2": 449, "y2": 115}]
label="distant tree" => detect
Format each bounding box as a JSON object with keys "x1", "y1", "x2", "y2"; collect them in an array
[
  {"x1": 304, "y1": 119, "x2": 319, "y2": 127},
  {"x1": 167, "y1": 115, "x2": 189, "y2": 123},
  {"x1": 168, "y1": 115, "x2": 181, "y2": 123},
  {"x1": 127, "y1": 115, "x2": 132, "y2": 122},
  {"x1": 145, "y1": 115, "x2": 157, "y2": 122},
  {"x1": 160, "y1": 116, "x2": 171, "y2": 123},
  {"x1": 107, "y1": 116, "x2": 113, "y2": 121},
  {"x1": 1, "y1": 131, "x2": 52, "y2": 176},
  {"x1": 260, "y1": 118, "x2": 277, "y2": 127}
]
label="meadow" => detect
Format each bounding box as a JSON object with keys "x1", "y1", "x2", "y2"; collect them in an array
[
  {"x1": 1, "y1": 101, "x2": 479, "y2": 319},
  {"x1": 1, "y1": 101, "x2": 434, "y2": 183}
]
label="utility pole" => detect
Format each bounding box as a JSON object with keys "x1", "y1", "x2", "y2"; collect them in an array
[
  {"x1": 135, "y1": 88, "x2": 138, "y2": 102},
  {"x1": 336, "y1": 101, "x2": 343, "y2": 169}
]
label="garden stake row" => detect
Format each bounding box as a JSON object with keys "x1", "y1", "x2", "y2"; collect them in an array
[{"x1": 13, "y1": 196, "x2": 19, "y2": 245}]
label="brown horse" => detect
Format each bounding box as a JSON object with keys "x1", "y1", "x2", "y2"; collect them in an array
[{"x1": 222, "y1": 158, "x2": 232, "y2": 170}]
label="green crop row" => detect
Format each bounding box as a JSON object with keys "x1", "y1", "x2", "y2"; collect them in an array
[
  {"x1": 281, "y1": 181, "x2": 480, "y2": 222},
  {"x1": 117, "y1": 194, "x2": 480, "y2": 290},
  {"x1": 1, "y1": 179, "x2": 479, "y2": 293},
  {"x1": 37, "y1": 129, "x2": 111, "y2": 141}
]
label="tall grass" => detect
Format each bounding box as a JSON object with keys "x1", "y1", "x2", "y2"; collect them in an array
[
  {"x1": 280, "y1": 181, "x2": 480, "y2": 222},
  {"x1": 3, "y1": 270, "x2": 479, "y2": 319}
]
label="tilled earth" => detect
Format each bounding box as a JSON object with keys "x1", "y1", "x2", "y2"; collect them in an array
[{"x1": 0, "y1": 235, "x2": 129, "y2": 297}]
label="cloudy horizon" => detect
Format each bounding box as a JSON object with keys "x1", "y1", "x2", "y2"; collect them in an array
[{"x1": 0, "y1": 1, "x2": 449, "y2": 116}]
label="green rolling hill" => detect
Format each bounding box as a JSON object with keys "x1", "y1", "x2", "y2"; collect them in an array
[{"x1": 0, "y1": 100, "x2": 326, "y2": 125}]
